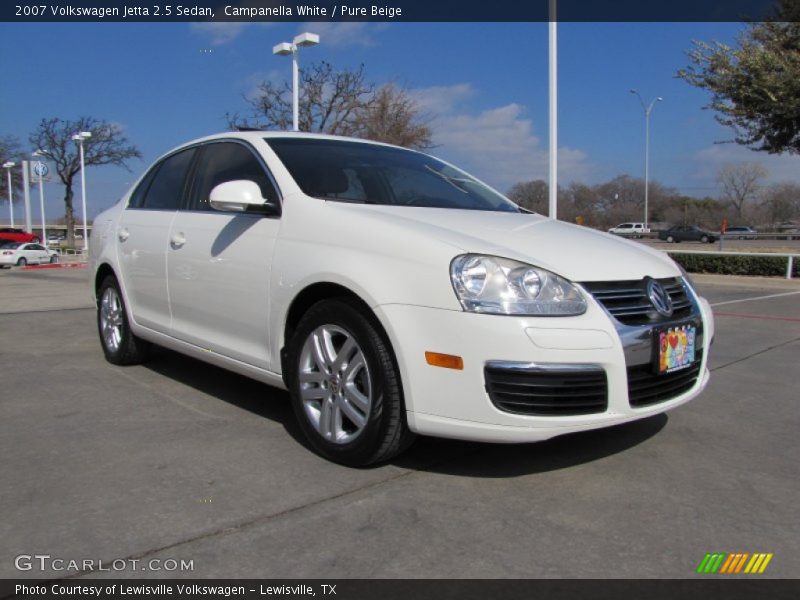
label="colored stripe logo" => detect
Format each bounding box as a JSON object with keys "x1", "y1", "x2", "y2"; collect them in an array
[{"x1": 696, "y1": 553, "x2": 773, "y2": 574}]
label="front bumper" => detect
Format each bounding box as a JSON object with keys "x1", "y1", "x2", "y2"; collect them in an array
[{"x1": 375, "y1": 290, "x2": 712, "y2": 443}]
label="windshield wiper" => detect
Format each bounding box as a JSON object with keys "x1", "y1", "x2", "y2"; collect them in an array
[{"x1": 424, "y1": 165, "x2": 468, "y2": 194}]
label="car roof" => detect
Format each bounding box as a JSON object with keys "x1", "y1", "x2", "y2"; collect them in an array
[{"x1": 177, "y1": 130, "x2": 411, "y2": 153}]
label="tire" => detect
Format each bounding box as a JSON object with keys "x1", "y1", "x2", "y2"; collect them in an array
[
  {"x1": 666, "y1": 236, "x2": 675, "y2": 243},
  {"x1": 49, "y1": 255, "x2": 58, "y2": 264},
  {"x1": 286, "y1": 298, "x2": 414, "y2": 466},
  {"x1": 97, "y1": 275, "x2": 150, "y2": 365},
  {"x1": 701, "y1": 235, "x2": 709, "y2": 243},
  {"x1": 16, "y1": 257, "x2": 27, "y2": 267}
]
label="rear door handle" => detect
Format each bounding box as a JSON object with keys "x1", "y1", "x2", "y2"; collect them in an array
[
  {"x1": 170, "y1": 232, "x2": 186, "y2": 249},
  {"x1": 118, "y1": 228, "x2": 129, "y2": 242}
]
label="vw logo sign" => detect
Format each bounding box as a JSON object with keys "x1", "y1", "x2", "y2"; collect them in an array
[
  {"x1": 646, "y1": 279, "x2": 673, "y2": 317},
  {"x1": 33, "y1": 162, "x2": 48, "y2": 177}
]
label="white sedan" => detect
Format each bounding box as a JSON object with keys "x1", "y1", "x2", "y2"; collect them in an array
[
  {"x1": 89, "y1": 132, "x2": 714, "y2": 466},
  {"x1": 0, "y1": 242, "x2": 59, "y2": 267}
]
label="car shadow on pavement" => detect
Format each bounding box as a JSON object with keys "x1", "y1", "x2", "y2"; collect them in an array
[
  {"x1": 142, "y1": 346, "x2": 667, "y2": 477},
  {"x1": 142, "y1": 346, "x2": 309, "y2": 447},
  {"x1": 393, "y1": 414, "x2": 668, "y2": 478}
]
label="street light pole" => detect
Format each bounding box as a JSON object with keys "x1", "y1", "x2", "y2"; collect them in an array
[
  {"x1": 32, "y1": 151, "x2": 47, "y2": 244},
  {"x1": 3, "y1": 162, "x2": 15, "y2": 228},
  {"x1": 630, "y1": 90, "x2": 662, "y2": 230},
  {"x1": 548, "y1": 0, "x2": 558, "y2": 220},
  {"x1": 72, "y1": 131, "x2": 92, "y2": 252},
  {"x1": 273, "y1": 32, "x2": 320, "y2": 132}
]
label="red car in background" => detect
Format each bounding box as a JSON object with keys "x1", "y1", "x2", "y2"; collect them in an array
[{"x1": 0, "y1": 228, "x2": 40, "y2": 244}]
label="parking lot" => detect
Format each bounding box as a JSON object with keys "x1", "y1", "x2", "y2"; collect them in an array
[{"x1": 1, "y1": 266, "x2": 798, "y2": 579}]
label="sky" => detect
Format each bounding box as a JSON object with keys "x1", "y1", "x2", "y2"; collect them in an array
[{"x1": 1, "y1": 20, "x2": 799, "y2": 222}]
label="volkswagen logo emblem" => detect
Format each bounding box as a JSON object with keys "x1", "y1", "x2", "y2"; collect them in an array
[{"x1": 646, "y1": 279, "x2": 673, "y2": 317}]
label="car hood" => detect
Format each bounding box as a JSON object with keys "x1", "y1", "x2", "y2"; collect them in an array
[{"x1": 331, "y1": 204, "x2": 679, "y2": 282}]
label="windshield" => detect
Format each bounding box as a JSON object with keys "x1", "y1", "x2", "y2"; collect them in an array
[{"x1": 266, "y1": 138, "x2": 519, "y2": 213}]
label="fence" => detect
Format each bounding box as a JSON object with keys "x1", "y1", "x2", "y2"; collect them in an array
[{"x1": 666, "y1": 249, "x2": 798, "y2": 280}]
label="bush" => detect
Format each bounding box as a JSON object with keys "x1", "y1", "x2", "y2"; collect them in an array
[{"x1": 669, "y1": 252, "x2": 799, "y2": 277}]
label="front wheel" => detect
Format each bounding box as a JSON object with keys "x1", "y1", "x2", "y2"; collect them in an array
[
  {"x1": 700, "y1": 235, "x2": 709, "y2": 243},
  {"x1": 16, "y1": 257, "x2": 27, "y2": 267},
  {"x1": 287, "y1": 298, "x2": 413, "y2": 466},
  {"x1": 666, "y1": 236, "x2": 675, "y2": 243},
  {"x1": 97, "y1": 275, "x2": 150, "y2": 365},
  {"x1": 49, "y1": 255, "x2": 58, "y2": 264}
]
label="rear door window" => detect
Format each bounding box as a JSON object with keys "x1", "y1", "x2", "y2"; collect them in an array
[{"x1": 138, "y1": 148, "x2": 196, "y2": 210}]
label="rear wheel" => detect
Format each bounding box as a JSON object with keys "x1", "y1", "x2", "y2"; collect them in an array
[
  {"x1": 287, "y1": 298, "x2": 413, "y2": 466},
  {"x1": 97, "y1": 275, "x2": 150, "y2": 365},
  {"x1": 16, "y1": 257, "x2": 27, "y2": 267}
]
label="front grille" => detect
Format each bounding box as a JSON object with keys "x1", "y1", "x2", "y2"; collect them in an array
[
  {"x1": 627, "y1": 361, "x2": 702, "y2": 407},
  {"x1": 582, "y1": 277, "x2": 693, "y2": 325},
  {"x1": 485, "y1": 365, "x2": 608, "y2": 416}
]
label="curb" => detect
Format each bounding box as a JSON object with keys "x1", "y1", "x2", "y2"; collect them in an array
[{"x1": 20, "y1": 262, "x2": 88, "y2": 270}]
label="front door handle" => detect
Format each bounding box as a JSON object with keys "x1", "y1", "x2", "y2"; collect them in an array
[
  {"x1": 118, "y1": 228, "x2": 129, "y2": 242},
  {"x1": 170, "y1": 232, "x2": 186, "y2": 249}
]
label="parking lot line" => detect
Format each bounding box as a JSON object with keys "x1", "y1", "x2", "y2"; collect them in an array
[{"x1": 710, "y1": 290, "x2": 800, "y2": 307}]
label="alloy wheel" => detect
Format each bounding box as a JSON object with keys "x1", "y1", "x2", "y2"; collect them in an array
[
  {"x1": 100, "y1": 287, "x2": 124, "y2": 353},
  {"x1": 298, "y1": 324, "x2": 372, "y2": 444}
]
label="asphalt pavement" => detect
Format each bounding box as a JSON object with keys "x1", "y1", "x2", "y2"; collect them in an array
[{"x1": 1, "y1": 267, "x2": 798, "y2": 579}]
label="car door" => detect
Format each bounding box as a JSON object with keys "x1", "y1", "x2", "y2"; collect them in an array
[
  {"x1": 116, "y1": 147, "x2": 197, "y2": 333},
  {"x1": 166, "y1": 140, "x2": 282, "y2": 369},
  {"x1": 22, "y1": 244, "x2": 41, "y2": 263},
  {"x1": 31, "y1": 244, "x2": 49, "y2": 263}
]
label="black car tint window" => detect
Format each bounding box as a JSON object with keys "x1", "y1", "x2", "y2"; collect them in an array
[{"x1": 140, "y1": 148, "x2": 196, "y2": 210}]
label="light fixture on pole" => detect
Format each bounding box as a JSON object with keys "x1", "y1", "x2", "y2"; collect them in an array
[
  {"x1": 31, "y1": 150, "x2": 48, "y2": 244},
  {"x1": 72, "y1": 131, "x2": 92, "y2": 252},
  {"x1": 630, "y1": 90, "x2": 662, "y2": 230},
  {"x1": 2, "y1": 161, "x2": 15, "y2": 228},
  {"x1": 273, "y1": 32, "x2": 320, "y2": 132}
]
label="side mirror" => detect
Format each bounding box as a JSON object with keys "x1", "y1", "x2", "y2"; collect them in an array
[{"x1": 209, "y1": 180, "x2": 272, "y2": 213}]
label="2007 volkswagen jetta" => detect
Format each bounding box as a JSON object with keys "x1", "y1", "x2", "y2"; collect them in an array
[{"x1": 90, "y1": 132, "x2": 714, "y2": 466}]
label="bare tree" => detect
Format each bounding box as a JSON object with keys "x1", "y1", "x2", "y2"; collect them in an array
[
  {"x1": 760, "y1": 182, "x2": 800, "y2": 225},
  {"x1": 716, "y1": 162, "x2": 768, "y2": 220},
  {"x1": 228, "y1": 62, "x2": 373, "y2": 134},
  {"x1": 228, "y1": 62, "x2": 432, "y2": 149},
  {"x1": 350, "y1": 84, "x2": 432, "y2": 149},
  {"x1": 507, "y1": 180, "x2": 549, "y2": 213},
  {"x1": 30, "y1": 117, "x2": 140, "y2": 246}
]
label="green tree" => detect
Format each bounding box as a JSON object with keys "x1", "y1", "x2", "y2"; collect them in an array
[
  {"x1": 29, "y1": 117, "x2": 140, "y2": 246},
  {"x1": 677, "y1": 0, "x2": 800, "y2": 154}
]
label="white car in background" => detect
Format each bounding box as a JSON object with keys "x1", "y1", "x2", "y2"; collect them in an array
[
  {"x1": 608, "y1": 222, "x2": 650, "y2": 237},
  {"x1": 0, "y1": 242, "x2": 59, "y2": 267},
  {"x1": 90, "y1": 132, "x2": 714, "y2": 466}
]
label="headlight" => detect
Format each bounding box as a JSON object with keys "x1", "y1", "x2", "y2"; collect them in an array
[{"x1": 450, "y1": 255, "x2": 587, "y2": 316}]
